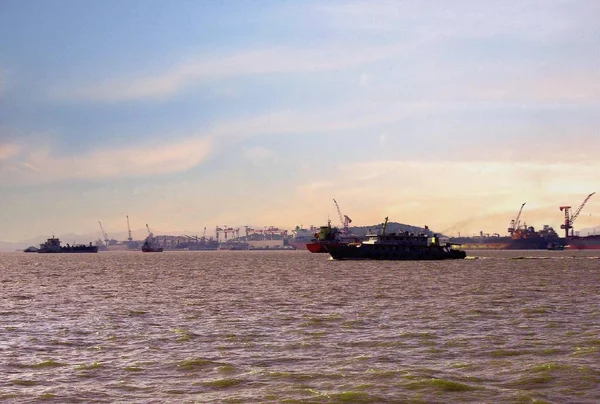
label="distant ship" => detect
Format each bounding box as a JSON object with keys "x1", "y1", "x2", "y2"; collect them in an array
[
  {"x1": 38, "y1": 237, "x2": 98, "y2": 253},
  {"x1": 289, "y1": 225, "x2": 320, "y2": 250},
  {"x1": 305, "y1": 221, "x2": 362, "y2": 253},
  {"x1": 141, "y1": 234, "x2": 163, "y2": 253},
  {"x1": 449, "y1": 225, "x2": 565, "y2": 250},
  {"x1": 449, "y1": 202, "x2": 566, "y2": 250},
  {"x1": 325, "y1": 217, "x2": 466, "y2": 260}
]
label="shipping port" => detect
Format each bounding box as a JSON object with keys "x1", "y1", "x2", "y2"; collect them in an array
[{"x1": 55, "y1": 193, "x2": 599, "y2": 253}]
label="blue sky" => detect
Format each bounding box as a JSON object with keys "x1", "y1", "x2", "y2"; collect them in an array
[{"x1": 1, "y1": 0, "x2": 599, "y2": 241}]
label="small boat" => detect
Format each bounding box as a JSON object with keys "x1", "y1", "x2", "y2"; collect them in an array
[
  {"x1": 37, "y1": 236, "x2": 98, "y2": 253},
  {"x1": 546, "y1": 242, "x2": 565, "y2": 250},
  {"x1": 325, "y1": 217, "x2": 466, "y2": 261}
]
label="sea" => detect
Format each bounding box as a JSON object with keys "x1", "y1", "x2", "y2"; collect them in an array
[{"x1": 0, "y1": 250, "x2": 598, "y2": 403}]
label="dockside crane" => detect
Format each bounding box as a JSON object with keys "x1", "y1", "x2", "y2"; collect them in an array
[
  {"x1": 333, "y1": 198, "x2": 352, "y2": 234},
  {"x1": 560, "y1": 192, "x2": 595, "y2": 238},
  {"x1": 508, "y1": 203, "x2": 526, "y2": 236},
  {"x1": 126, "y1": 215, "x2": 133, "y2": 242},
  {"x1": 145, "y1": 223, "x2": 153, "y2": 237},
  {"x1": 98, "y1": 221, "x2": 109, "y2": 247}
]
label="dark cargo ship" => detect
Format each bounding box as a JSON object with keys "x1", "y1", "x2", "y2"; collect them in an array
[
  {"x1": 38, "y1": 237, "x2": 98, "y2": 253},
  {"x1": 449, "y1": 225, "x2": 565, "y2": 250},
  {"x1": 566, "y1": 235, "x2": 600, "y2": 250},
  {"x1": 325, "y1": 217, "x2": 466, "y2": 260},
  {"x1": 449, "y1": 202, "x2": 566, "y2": 250}
]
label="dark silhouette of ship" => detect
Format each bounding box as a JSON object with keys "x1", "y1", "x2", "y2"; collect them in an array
[
  {"x1": 325, "y1": 217, "x2": 466, "y2": 260},
  {"x1": 37, "y1": 237, "x2": 98, "y2": 253},
  {"x1": 449, "y1": 203, "x2": 566, "y2": 250}
]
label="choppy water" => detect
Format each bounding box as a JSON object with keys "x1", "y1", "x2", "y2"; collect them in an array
[{"x1": 0, "y1": 250, "x2": 599, "y2": 403}]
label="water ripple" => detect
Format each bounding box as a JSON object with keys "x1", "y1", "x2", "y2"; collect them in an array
[{"x1": 0, "y1": 250, "x2": 598, "y2": 402}]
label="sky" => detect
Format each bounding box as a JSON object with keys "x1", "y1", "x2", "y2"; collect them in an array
[{"x1": 0, "y1": 0, "x2": 599, "y2": 242}]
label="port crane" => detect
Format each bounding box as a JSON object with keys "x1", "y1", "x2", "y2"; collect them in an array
[
  {"x1": 145, "y1": 223, "x2": 153, "y2": 238},
  {"x1": 126, "y1": 215, "x2": 133, "y2": 242},
  {"x1": 98, "y1": 221, "x2": 109, "y2": 247},
  {"x1": 560, "y1": 192, "x2": 595, "y2": 238},
  {"x1": 507, "y1": 202, "x2": 526, "y2": 236},
  {"x1": 333, "y1": 198, "x2": 352, "y2": 233}
]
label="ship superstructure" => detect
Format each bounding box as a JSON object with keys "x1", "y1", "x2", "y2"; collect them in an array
[{"x1": 326, "y1": 217, "x2": 466, "y2": 260}]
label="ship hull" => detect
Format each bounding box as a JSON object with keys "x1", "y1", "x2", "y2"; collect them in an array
[
  {"x1": 325, "y1": 244, "x2": 466, "y2": 260},
  {"x1": 450, "y1": 237, "x2": 566, "y2": 250},
  {"x1": 306, "y1": 242, "x2": 327, "y2": 253},
  {"x1": 307, "y1": 241, "x2": 353, "y2": 253},
  {"x1": 142, "y1": 247, "x2": 163, "y2": 252},
  {"x1": 38, "y1": 247, "x2": 98, "y2": 253},
  {"x1": 566, "y1": 235, "x2": 600, "y2": 250},
  {"x1": 288, "y1": 241, "x2": 309, "y2": 251}
]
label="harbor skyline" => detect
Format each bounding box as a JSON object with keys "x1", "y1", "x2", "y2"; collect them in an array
[{"x1": 1, "y1": 0, "x2": 599, "y2": 241}]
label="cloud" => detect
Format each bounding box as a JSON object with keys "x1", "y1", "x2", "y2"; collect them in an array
[
  {"x1": 0, "y1": 137, "x2": 212, "y2": 185},
  {"x1": 60, "y1": 43, "x2": 402, "y2": 102},
  {"x1": 284, "y1": 158, "x2": 600, "y2": 235},
  {"x1": 0, "y1": 144, "x2": 19, "y2": 161},
  {"x1": 209, "y1": 99, "x2": 438, "y2": 140},
  {"x1": 315, "y1": 0, "x2": 596, "y2": 40},
  {"x1": 242, "y1": 146, "x2": 274, "y2": 165}
]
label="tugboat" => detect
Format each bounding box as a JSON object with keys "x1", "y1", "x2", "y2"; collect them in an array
[
  {"x1": 37, "y1": 236, "x2": 99, "y2": 253},
  {"x1": 325, "y1": 217, "x2": 466, "y2": 260}
]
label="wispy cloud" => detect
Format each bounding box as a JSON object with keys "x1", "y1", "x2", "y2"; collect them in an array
[
  {"x1": 284, "y1": 158, "x2": 600, "y2": 235},
  {"x1": 59, "y1": 43, "x2": 402, "y2": 102},
  {"x1": 0, "y1": 137, "x2": 212, "y2": 185},
  {"x1": 316, "y1": 0, "x2": 596, "y2": 40},
  {"x1": 242, "y1": 146, "x2": 274, "y2": 165},
  {"x1": 0, "y1": 143, "x2": 19, "y2": 161},
  {"x1": 208, "y1": 99, "x2": 438, "y2": 140}
]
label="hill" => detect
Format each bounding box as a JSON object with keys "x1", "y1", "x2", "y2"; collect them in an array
[
  {"x1": 576, "y1": 225, "x2": 600, "y2": 236},
  {"x1": 348, "y1": 222, "x2": 435, "y2": 237}
]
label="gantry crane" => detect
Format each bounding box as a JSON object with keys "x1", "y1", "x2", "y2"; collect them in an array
[
  {"x1": 508, "y1": 203, "x2": 526, "y2": 236},
  {"x1": 333, "y1": 198, "x2": 352, "y2": 233},
  {"x1": 98, "y1": 221, "x2": 109, "y2": 247},
  {"x1": 560, "y1": 192, "x2": 595, "y2": 238}
]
